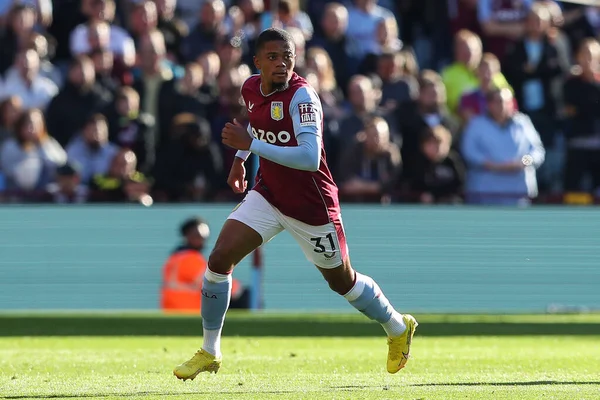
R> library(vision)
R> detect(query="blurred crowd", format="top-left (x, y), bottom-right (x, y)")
top-left (0, 0), bottom-right (599, 205)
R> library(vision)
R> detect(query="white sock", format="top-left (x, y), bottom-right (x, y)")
top-left (202, 327), bottom-right (222, 357)
top-left (381, 312), bottom-right (407, 337)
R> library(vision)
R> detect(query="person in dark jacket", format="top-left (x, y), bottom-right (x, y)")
top-left (152, 113), bottom-right (225, 202)
top-left (504, 4), bottom-right (565, 147)
top-left (402, 125), bottom-right (464, 204)
top-left (105, 86), bottom-right (156, 174)
top-left (45, 55), bottom-right (113, 146)
top-left (562, 38), bottom-right (600, 195)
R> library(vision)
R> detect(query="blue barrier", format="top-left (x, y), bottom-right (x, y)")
top-left (1, 204), bottom-right (599, 313)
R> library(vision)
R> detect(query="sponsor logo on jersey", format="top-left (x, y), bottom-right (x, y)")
top-left (298, 103), bottom-right (317, 127)
top-left (248, 102), bottom-right (254, 112)
top-left (271, 101), bottom-right (284, 121)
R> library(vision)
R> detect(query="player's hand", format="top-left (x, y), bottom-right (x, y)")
top-left (222, 118), bottom-right (253, 151)
top-left (228, 157), bottom-right (247, 194)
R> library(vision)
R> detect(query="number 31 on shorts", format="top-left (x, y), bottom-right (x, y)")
top-left (310, 233), bottom-right (337, 259)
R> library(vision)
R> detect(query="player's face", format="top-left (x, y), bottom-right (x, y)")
top-left (254, 40), bottom-right (296, 90)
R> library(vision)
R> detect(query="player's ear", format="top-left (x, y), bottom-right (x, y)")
top-left (253, 55), bottom-right (260, 71)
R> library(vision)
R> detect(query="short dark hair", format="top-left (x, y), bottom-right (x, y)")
top-left (180, 217), bottom-right (208, 237)
top-left (255, 28), bottom-right (294, 54)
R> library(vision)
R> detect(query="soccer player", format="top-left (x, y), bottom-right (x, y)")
top-left (173, 28), bottom-right (417, 380)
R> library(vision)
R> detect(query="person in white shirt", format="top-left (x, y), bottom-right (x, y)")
top-left (69, 0), bottom-right (135, 66)
top-left (346, 0), bottom-right (396, 60)
top-left (0, 48), bottom-right (58, 110)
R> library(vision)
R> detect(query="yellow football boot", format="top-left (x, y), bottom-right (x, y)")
top-left (386, 314), bottom-right (418, 374)
top-left (173, 349), bottom-right (222, 381)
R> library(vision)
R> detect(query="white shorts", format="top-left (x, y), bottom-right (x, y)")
top-left (228, 190), bottom-right (349, 269)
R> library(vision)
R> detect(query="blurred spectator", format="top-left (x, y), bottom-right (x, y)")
top-left (46, 0), bottom-right (87, 64)
top-left (216, 35), bottom-right (245, 76)
top-left (478, 0), bottom-right (532, 61)
top-left (338, 75), bottom-right (398, 147)
top-left (306, 47), bottom-right (344, 108)
top-left (238, 0), bottom-right (263, 42)
top-left (66, 113), bottom-right (118, 184)
top-left (376, 51), bottom-right (419, 113)
top-left (337, 116), bottom-right (401, 202)
top-left (305, 47), bottom-right (345, 164)
top-left (504, 3), bottom-right (565, 147)
top-left (0, 47), bottom-right (58, 110)
top-left (448, 0), bottom-right (481, 37)
top-left (459, 53), bottom-right (517, 123)
top-left (441, 29), bottom-right (510, 114)
top-left (0, 4), bottom-right (38, 76)
top-left (0, 108), bottom-right (66, 197)
top-left (41, 161), bottom-right (89, 203)
top-left (402, 125), bottom-right (464, 204)
top-left (260, 0), bottom-right (313, 41)
top-left (90, 47), bottom-right (131, 94)
top-left (132, 29), bottom-right (182, 144)
top-left (561, 4), bottom-right (600, 54)
top-left (562, 38), bottom-right (600, 196)
top-left (128, 0), bottom-right (158, 48)
top-left (461, 87), bottom-right (545, 205)
top-left (0, 0), bottom-right (52, 28)
top-left (175, 0), bottom-right (207, 30)
top-left (160, 216), bottom-right (249, 313)
top-left (69, 0), bottom-right (136, 67)
top-left (223, 5), bottom-right (245, 40)
top-left (161, 216), bottom-right (211, 313)
top-left (152, 113), bottom-right (224, 202)
top-left (45, 55), bottom-right (113, 146)
top-left (358, 15), bottom-right (402, 76)
top-left (0, 96), bottom-right (23, 145)
top-left (181, 0), bottom-right (227, 63)
top-left (346, 0), bottom-right (395, 60)
top-left (154, 0), bottom-right (188, 62)
top-left (105, 86), bottom-right (156, 174)
top-left (197, 51), bottom-right (221, 96)
top-left (286, 26), bottom-right (308, 76)
top-left (28, 32), bottom-right (63, 87)
top-left (158, 62), bottom-right (214, 149)
top-left (308, 2), bottom-right (360, 95)
top-left (395, 0), bottom-right (447, 71)
top-left (398, 70), bottom-right (459, 170)
top-left (89, 148), bottom-right (152, 203)
top-left (212, 64), bottom-right (251, 158)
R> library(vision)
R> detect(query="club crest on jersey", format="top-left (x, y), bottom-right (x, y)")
top-left (298, 102), bottom-right (317, 127)
top-left (271, 101), bottom-right (284, 121)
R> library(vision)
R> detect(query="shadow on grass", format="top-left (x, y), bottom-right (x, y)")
top-left (410, 381), bottom-right (600, 387)
top-left (1, 314), bottom-right (599, 337)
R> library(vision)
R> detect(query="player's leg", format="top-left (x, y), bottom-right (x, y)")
top-left (174, 191), bottom-right (283, 380)
top-left (200, 219), bottom-right (262, 358)
top-left (316, 257), bottom-right (417, 373)
top-left (282, 214), bottom-right (418, 374)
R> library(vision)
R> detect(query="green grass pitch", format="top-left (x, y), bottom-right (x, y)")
top-left (1, 312), bottom-right (599, 399)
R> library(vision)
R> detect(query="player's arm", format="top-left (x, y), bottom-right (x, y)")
top-left (248, 87), bottom-right (322, 172)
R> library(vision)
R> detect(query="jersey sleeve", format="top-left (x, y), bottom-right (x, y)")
top-left (289, 86), bottom-right (323, 138)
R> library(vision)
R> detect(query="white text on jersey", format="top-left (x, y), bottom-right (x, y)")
top-left (252, 127), bottom-right (291, 144)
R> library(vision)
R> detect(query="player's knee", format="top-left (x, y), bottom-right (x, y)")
top-left (324, 273), bottom-right (354, 295)
top-left (208, 247), bottom-right (235, 275)
top-left (326, 278), bottom-right (350, 295)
